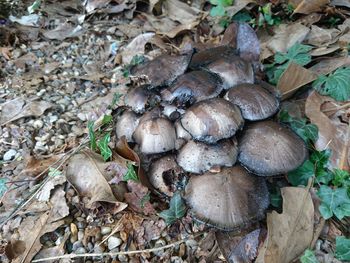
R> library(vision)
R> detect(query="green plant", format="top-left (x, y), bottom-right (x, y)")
top-left (312, 67), bottom-right (350, 101)
top-left (257, 4), bottom-right (281, 27)
top-left (318, 185), bottom-right (350, 220)
top-left (27, 0), bottom-right (41, 14)
top-left (97, 132), bottom-right (112, 161)
top-left (159, 192), bottom-right (187, 225)
top-left (265, 43), bottom-right (312, 85)
top-left (123, 163), bottom-right (139, 182)
top-left (301, 249), bottom-right (319, 263)
top-left (336, 236), bottom-right (350, 261)
top-left (232, 10), bottom-right (253, 23)
top-left (123, 55), bottom-right (145, 77)
top-left (209, 0), bottom-right (233, 17)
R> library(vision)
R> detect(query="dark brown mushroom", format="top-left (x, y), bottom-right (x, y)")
top-left (161, 70), bottom-right (223, 105)
top-left (148, 154), bottom-right (185, 196)
top-left (224, 84), bottom-right (279, 121)
top-left (130, 52), bottom-right (192, 88)
top-left (180, 98), bottom-right (244, 143)
top-left (177, 139), bottom-right (238, 174)
top-left (189, 46), bottom-right (238, 69)
top-left (184, 166), bottom-right (269, 230)
top-left (115, 110), bottom-right (140, 142)
top-left (238, 120), bottom-right (308, 176)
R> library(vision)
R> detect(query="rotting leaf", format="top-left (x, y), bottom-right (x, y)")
top-left (335, 236), bottom-right (350, 261)
top-left (159, 191), bottom-right (186, 225)
top-left (124, 181), bottom-right (155, 215)
top-left (293, 0), bottom-right (329, 14)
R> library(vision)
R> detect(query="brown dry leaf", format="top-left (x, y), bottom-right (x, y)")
top-left (36, 173), bottom-right (66, 202)
top-left (124, 181), bottom-right (156, 215)
top-left (85, 0), bottom-right (111, 13)
top-left (0, 47), bottom-right (12, 60)
top-left (260, 23), bottom-right (310, 60)
top-left (256, 187), bottom-right (314, 263)
top-left (277, 62), bottom-right (318, 99)
top-left (20, 154), bottom-right (63, 178)
top-left (163, 0), bottom-right (201, 24)
top-left (49, 187), bottom-right (70, 221)
top-left (293, 0), bottom-right (329, 14)
top-left (310, 56), bottom-right (350, 75)
top-left (33, 232), bottom-right (69, 262)
top-left (65, 149), bottom-right (128, 210)
top-left (42, 23), bottom-right (83, 40)
top-left (0, 98), bottom-right (53, 125)
top-left (226, 0), bottom-right (255, 17)
top-left (305, 25), bottom-right (340, 47)
top-left (305, 91), bottom-right (350, 170)
top-left (310, 44), bottom-right (340, 57)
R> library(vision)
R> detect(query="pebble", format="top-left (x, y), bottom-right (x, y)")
top-left (107, 236), bottom-right (122, 250)
top-left (78, 230), bottom-right (84, 241)
top-left (77, 113), bottom-right (86, 121)
top-left (3, 149), bottom-right (17, 161)
top-left (49, 115), bottom-right (58, 123)
top-left (72, 241), bottom-right (83, 251)
top-left (33, 119), bottom-right (44, 129)
top-left (75, 247), bottom-right (86, 254)
top-left (101, 226), bottom-right (111, 235)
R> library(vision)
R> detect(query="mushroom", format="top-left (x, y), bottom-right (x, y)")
top-left (224, 83), bottom-right (279, 121)
top-left (124, 85), bottom-right (152, 114)
top-left (177, 139), bottom-right (238, 174)
top-left (130, 52), bottom-right (193, 88)
top-left (161, 70), bottom-right (223, 106)
top-left (189, 46), bottom-right (238, 69)
top-left (184, 166), bottom-right (269, 230)
top-left (238, 120), bottom-right (308, 176)
top-left (180, 98), bottom-right (244, 143)
top-left (133, 116), bottom-right (176, 154)
top-left (162, 104), bottom-right (185, 121)
top-left (115, 110), bottom-right (140, 142)
top-left (148, 154), bottom-right (185, 196)
top-left (174, 120), bottom-right (192, 149)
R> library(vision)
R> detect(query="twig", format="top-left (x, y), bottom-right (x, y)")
top-left (32, 234), bottom-right (203, 262)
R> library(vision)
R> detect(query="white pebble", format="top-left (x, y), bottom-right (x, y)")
top-left (107, 236), bottom-right (122, 250)
top-left (33, 119), bottom-right (44, 129)
top-left (3, 149), bottom-right (17, 161)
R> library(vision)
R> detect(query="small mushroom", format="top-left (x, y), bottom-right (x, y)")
top-left (115, 110), bottom-right (140, 142)
top-left (224, 84), bottom-right (279, 121)
top-left (124, 85), bottom-right (151, 114)
top-left (189, 46), bottom-right (238, 69)
top-left (161, 70), bottom-right (223, 105)
top-left (180, 98), bottom-right (244, 143)
top-left (148, 155), bottom-right (185, 196)
top-left (238, 120), bottom-right (308, 176)
top-left (130, 52), bottom-right (192, 88)
top-left (184, 166), bottom-right (269, 230)
top-left (177, 139), bottom-right (238, 174)
top-left (133, 117), bottom-right (176, 154)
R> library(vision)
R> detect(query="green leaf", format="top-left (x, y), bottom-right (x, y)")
top-left (0, 178), bottom-right (8, 198)
top-left (123, 163), bottom-right (139, 182)
top-left (270, 192), bottom-right (282, 208)
top-left (300, 249), bottom-right (319, 263)
top-left (317, 185), bottom-right (350, 220)
top-left (288, 160), bottom-right (315, 186)
top-left (97, 133), bottom-right (112, 161)
top-left (232, 11), bottom-right (252, 23)
top-left (210, 5), bottom-right (226, 17)
top-left (219, 0), bottom-right (233, 7)
top-left (102, 115), bottom-right (113, 126)
top-left (88, 121), bottom-right (97, 151)
top-left (27, 0), bottom-right (41, 14)
top-left (332, 169), bottom-right (350, 188)
top-left (159, 192), bottom-right (186, 225)
top-left (335, 236), bottom-right (350, 261)
top-left (312, 67), bottom-right (350, 101)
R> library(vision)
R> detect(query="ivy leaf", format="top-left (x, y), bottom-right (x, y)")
top-left (332, 169), bottom-right (350, 188)
top-left (300, 249), bottom-right (319, 263)
top-left (123, 163), bottom-right (139, 182)
top-left (288, 160), bottom-right (314, 186)
top-left (317, 186), bottom-right (350, 220)
top-left (159, 192), bottom-right (186, 225)
top-left (210, 5), bottom-right (226, 17)
top-left (88, 121), bottom-right (97, 151)
top-left (312, 67), bottom-right (350, 101)
top-left (270, 192), bottom-right (282, 208)
top-left (97, 132), bottom-right (112, 161)
top-left (232, 11), bottom-right (252, 23)
top-left (335, 236), bottom-right (350, 261)
top-left (102, 115), bottom-right (112, 126)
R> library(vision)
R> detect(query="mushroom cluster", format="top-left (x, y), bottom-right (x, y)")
top-left (116, 45), bottom-right (307, 230)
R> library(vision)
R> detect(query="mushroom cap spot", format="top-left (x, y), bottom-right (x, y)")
top-left (115, 110), bottom-right (140, 142)
top-left (177, 139), bottom-right (238, 174)
top-left (124, 86), bottom-right (150, 114)
top-left (161, 70), bottom-right (223, 105)
top-left (224, 84), bottom-right (279, 121)
top-left (180, 98), bottom-right (244, 143)
top-left (130, 52), bottom-right (192, 88)
top-left (133, 117), bottom-right (176, 154)
top-left (184, 166), bottom-right (269, 230)
top-left (238, 120), bottom-right (308, 176)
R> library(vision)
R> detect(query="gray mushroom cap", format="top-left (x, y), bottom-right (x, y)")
top-left (124, 85), bottom-right (150, 114)
top-left (184, 166), bottom-right (269, 230)
top-left (238, 120), bottom-right (308, 176)
top-left (115, 110), bottom-right (140, 142)
top-left (180, 98), bottom-right (244, 143)
top-left (224, 83), bottom-right (280, 121)
top-left (133, 117), bottom-right (176, 154)
top-left (177, 139), bottom-right (238, 174)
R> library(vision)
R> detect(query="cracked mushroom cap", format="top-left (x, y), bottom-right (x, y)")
top-left (161, 70), bottom-right (223, 105)
top-left (177, 139), bottom-right (238, 174)
top-left (115, 110), bottom-right (140, 142)
top-left (133, 116), bottom-right (176, 154)
top-left (180, 98), bottom-right (244, 143)
top-left (184, 166), bottom-right (269, 230)
top-left (224, 83), bottom-right (279, 121)
top-left (238, 120), bottom-right (308, 176)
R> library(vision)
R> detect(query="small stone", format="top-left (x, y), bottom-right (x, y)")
top-left (49, 115), bottom-right (58, 123)
top-left (77, 113), bottom-right (86, 121)
top-left (108, 236), bottom-right (122, 250)
top-left (101, 226), bottom-right (111, 235)
top-left (78, 230), bottom-right (84, 241)
top-left (75, 247), bottom-right (86, 254)
top-left (3, 149), bottom-right (17, 161)
top-left (33, 119), bottom-right (44, 129)
top-left (72, 241), bottom-right (83, 251)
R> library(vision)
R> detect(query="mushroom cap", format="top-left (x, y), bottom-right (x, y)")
top-left (130, 52), bottom-right (192, 88)
top-left (124, 86), bottom-right (151, 114)
top-left (177, 139), bottom-right (238, 174)
top-left (161, 70), bottom-right (223, 105)
top-left (133, 117), bottom-right (176, 154)
top-left (224, 84), bottom-right (279, 121)
top-left (238, 120), bottom-right (308, 176)
top-left (189, 46), bottom-right (238, 69)
top-left (184, 166), bottom-right (269, 230)
top-left (180, 98), bottom-right (244, 143)
top-left (148, 155), bottom-right (184, 196)
top-left (115, 110), bottom-right (140, 142)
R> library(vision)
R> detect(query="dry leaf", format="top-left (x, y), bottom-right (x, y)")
top-left (65, 149), bottom-right (128, 210)
top-left (256, 187), bottom-right (314, 263)
top-left (305, 25), bottom-right (339, 47)
top-left (36, 173), bottom-right (66, 202)
top-left (163, 0), bottom-right (201, 24)
top-left (49, 187), bottom-right (70, 221)
top-left (42, 23), bottom-right (83, 40)
top-left (124, 181), bottom-right (156, 215)
top-left (293, 0), bottom-right (329, 14)
top-left (85, 0), bottom-right (111, 13)
top-left (305, 91), bottom-right (350, 170)
top-left (277, 62), bottom-right (318, 99)
top-left (310, 56), bottom-right (350, 75)
top-left (226, 0), bottom-right (255, 17)
top-left (331, 0), bottom-right (350, 8)
top-left (310, 45), bottom-right (340, 57)
top-left (20, 155), bottom-right (63, 178)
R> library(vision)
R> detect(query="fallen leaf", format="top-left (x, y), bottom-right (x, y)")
top-left (305, 91), bottom-right (350, 170)
top-left (124, 181), bottom-right (156, 215)
top-left (277, 62), bottom-right (318, 99)
top-left (49, 187), bottom-right (70, 221)
top-left (310, 44), bottom-right (340, 57)
top-left (163, 0), bottom-right (201, 24)
top-left (256, 187), bottom-right (314, 263)
top-left (310, 56), bottom-right (350, 75)
top-left (305, 25), bottom-right (339, 47)
top-left (85, 0), bottom-right (111, 13)
top-left (293, 0), bottom-right (329, 14)
top-left (229, 229), bottom-right (262, 262)
top-left (20, 155), bottom-right (63, 178)
top-left (0, 47), bottom-right (12, 60)
top-left (36, 173), bottom-right (66, 202)
top-left (331, 0), bottom-right (350, 8)
top-left (226, 0), bottom-right (254, 17)
top-left (42, 23), bottom-right (83, 40)
top-left (9, 14), bottom-right (41, 27)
